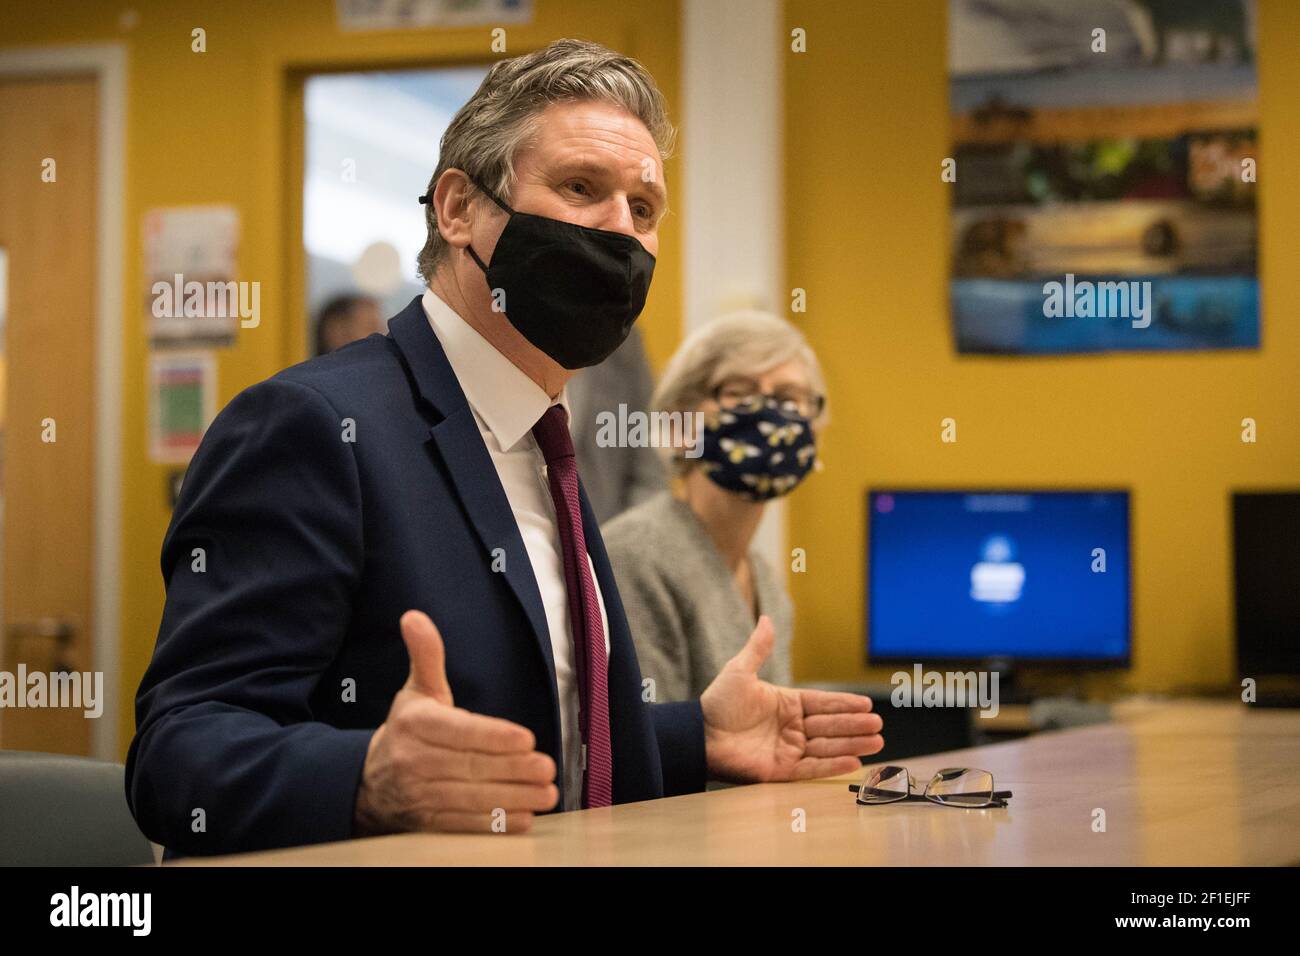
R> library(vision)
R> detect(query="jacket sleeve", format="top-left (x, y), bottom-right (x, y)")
top-left (650, 701), bottom-right (707, 797)
top-left (125, 376), bottom-right (373, 856)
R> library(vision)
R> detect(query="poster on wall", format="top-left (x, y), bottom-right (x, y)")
top-left (143, 205), bottom-right (241, 348)
top-left (948, 0), bottom-right (1259, 354)
top-left (149, 351), bottom-right (216, 465)
top-left (334, 0), bottom-right (532, 32)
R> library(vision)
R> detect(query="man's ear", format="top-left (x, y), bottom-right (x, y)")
top-left (430, 168), bottom-right (478, 251)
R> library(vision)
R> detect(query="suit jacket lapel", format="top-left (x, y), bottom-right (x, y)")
top-left (387, 297), bottom-right (559, 694)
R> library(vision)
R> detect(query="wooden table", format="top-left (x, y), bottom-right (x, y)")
top-left (178, 700), bottom-right (1300, 866)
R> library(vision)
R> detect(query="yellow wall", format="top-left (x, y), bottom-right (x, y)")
top-left (0, 0), bottom-right (684, 759)
top-left (784, 0), bottom-right (1300, 696)
top-left (7, 0), bottom-right (1297, 761)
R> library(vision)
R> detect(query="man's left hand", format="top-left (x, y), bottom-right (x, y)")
top-left (701, 616), bottom-right (884, 782)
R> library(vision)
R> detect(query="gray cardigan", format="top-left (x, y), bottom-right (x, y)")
top-left (603, 492), bottom-right (794, 703)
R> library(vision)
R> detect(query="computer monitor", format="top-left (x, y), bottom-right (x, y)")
top-left (866, 489), bottom-right (1131, 665)
top-left (1232, 491), bottom-right (1300, 684)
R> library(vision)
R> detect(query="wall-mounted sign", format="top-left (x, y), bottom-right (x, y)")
top-left (149, 351), bottom-right (216, 464)
top-left (143, 205), bottom-right (241, 348)
top-left (334, 0), bottom-right (531, 32)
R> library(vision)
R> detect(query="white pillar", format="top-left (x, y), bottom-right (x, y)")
top-left (681, 0), bottom-right (788, 582)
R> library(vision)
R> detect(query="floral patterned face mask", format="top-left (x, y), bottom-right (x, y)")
top-left (698, 397), bottom-right (818, 502)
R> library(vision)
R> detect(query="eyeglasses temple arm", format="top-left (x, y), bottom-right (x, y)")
top-left (850, 784), bottom-right (1014, 800)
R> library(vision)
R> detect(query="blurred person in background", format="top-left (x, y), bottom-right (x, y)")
top-left (568, 326), bottom-right (666, 524)
top-left (313, 292), bottom-right (385, 355)
top-left (605, 311), bottom-right (828, 703)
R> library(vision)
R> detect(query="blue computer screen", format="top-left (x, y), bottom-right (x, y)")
top-left (867, 491), bottom-right (1130, 661)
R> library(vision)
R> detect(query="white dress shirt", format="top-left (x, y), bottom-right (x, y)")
top-left (421, 289), bottom-right (610, 811)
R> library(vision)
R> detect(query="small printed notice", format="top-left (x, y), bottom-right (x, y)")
top-left (149, 351), bottom-right (216, 464)
top-left (143, 206), bottom-right (241, 348)
top-left (334, 0), bottom-right (531, 31)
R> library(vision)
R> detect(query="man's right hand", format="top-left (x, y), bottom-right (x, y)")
top-left (353, 610), bottom-right (559, 835)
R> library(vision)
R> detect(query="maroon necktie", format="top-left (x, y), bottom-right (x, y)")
top-left (531, 404), bottom-right (613, 809)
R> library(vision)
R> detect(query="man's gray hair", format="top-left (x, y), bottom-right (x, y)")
top-left (417, 38), bottom-right (675, 281)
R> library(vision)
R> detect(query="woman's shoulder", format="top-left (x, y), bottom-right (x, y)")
top-left (604, 492), bottom-right (679, 542)
top-left (603, 493), bottom-right (697, 572)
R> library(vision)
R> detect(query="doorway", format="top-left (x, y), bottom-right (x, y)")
top-left (0, 45), bottom-right (125, 759)
top-left (300, 66), bottom-right (488, 357)
top-left (0, 74), bottom-right (98, 754)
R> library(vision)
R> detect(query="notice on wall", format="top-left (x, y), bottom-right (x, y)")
top-left (143, 205), bottom-right (240, 348)
top-left (334, 0), bottom-right (531, 32)
top-left (149, 351), bottom-right (216, 464)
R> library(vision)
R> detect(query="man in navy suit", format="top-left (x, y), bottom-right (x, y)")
top-left (126, 38), bottom-right (883, 857)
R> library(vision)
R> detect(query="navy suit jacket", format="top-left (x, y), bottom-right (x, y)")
top-left (125, 296), bottom-right (707, 857)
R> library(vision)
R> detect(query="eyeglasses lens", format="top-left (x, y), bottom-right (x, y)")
top-left (926, 768), bottom-right (998, 807)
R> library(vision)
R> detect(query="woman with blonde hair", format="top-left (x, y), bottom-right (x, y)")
top-left (604, 311), bottom-right (828, 703)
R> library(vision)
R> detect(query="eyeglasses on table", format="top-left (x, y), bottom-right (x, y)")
top-left (849, 765), bottom-right (1013, 809)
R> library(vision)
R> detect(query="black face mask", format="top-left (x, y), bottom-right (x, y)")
top-left (421, 178), bottom-right (656, 369)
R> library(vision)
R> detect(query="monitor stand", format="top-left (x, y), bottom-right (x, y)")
top-left (983, 657), bottom-right (1035, 706)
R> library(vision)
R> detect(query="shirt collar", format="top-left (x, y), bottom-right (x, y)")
top-left (420, 288), bottom-right (570, 451)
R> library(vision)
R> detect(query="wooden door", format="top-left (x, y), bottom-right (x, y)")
top-left (0, 75), bottom-right (98, 755)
